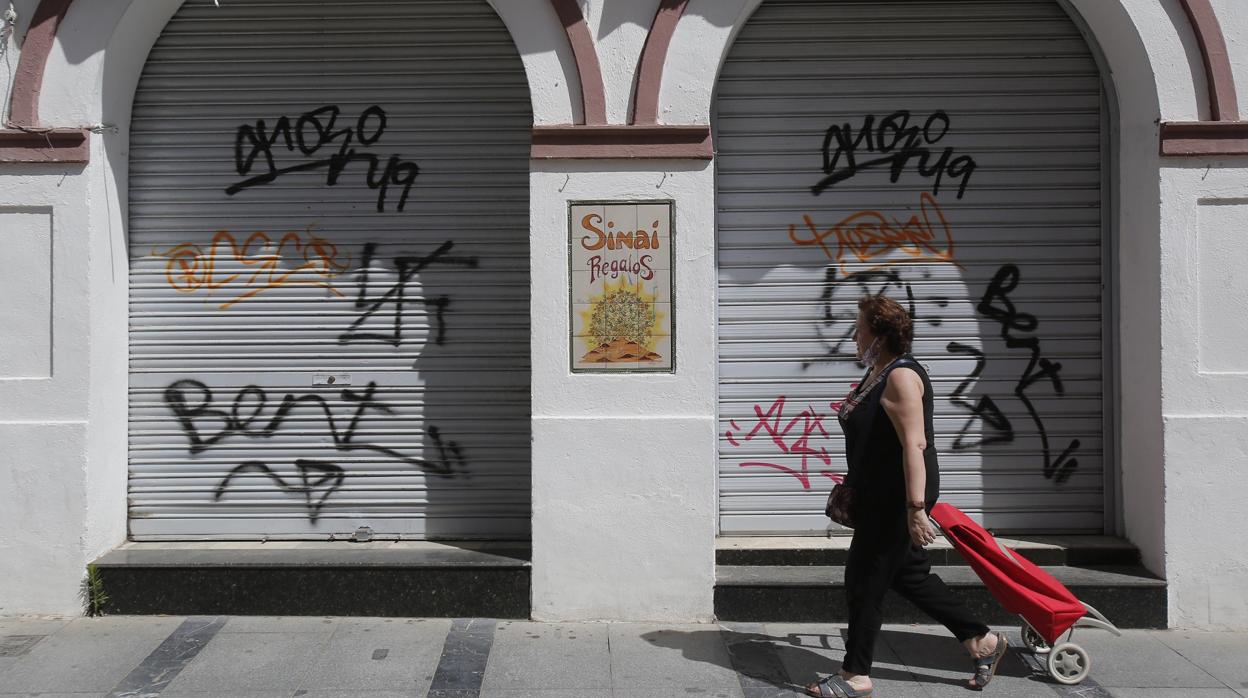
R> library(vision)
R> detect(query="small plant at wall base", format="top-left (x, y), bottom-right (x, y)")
top-left (81, 564), bottom-right (108, 617)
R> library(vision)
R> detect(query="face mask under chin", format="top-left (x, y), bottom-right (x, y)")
top-left (858, 337), bottom-right (880, 368)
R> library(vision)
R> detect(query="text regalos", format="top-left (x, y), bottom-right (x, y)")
top-left (581, 214), bottom-right (660, 284)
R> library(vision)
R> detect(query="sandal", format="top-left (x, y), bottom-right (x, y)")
top-left (805, 674), bottom-right (873, 698)
top-left (968, 632), bottom-right (1009, 691)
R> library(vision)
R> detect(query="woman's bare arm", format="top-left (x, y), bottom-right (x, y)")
top-left (881, 366), bottom-right (937, 545)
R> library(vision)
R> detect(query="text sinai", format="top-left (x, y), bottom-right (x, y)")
top-left (580, 214), bottom-right (662, 250)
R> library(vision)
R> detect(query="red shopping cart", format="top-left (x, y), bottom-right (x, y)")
top-left (929, 502), bottom-right (1122, 685)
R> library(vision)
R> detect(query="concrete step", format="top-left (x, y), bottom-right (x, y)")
top-left (91, 541), bottom-right (531, 617)
top-left (715, 563), bottom-right (1167, 627)
top-left (716, 535), bottom-right (1142, 567)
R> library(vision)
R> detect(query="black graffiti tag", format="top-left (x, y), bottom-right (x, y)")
top-left (214, 460), bottom-right (345, 523)
top-left (338, 241), bottom-right (479, 349)
top-left (801, 266), bottom-right (947, 370)
top-left (164, 380), bottom-right (467, 475)
top-left (946, 341), bottom-right (1015, 450)
top-left (813, 110), bottom-right (977, 199)
top-left (227, 105), bottom-right (419, 212)
top-left (976, 264), bottom-right (1080, 484)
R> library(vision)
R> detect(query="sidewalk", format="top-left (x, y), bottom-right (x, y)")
top-left (1, 616), bottom-right (1245, 697)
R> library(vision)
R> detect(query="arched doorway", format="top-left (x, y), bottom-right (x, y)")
top-left (126, 0), bottom-right (532, 540)
top-left (715, 0), bottom-right (1109, 535)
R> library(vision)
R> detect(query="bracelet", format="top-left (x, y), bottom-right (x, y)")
top-left (906, 500), bottom-right (926, 511)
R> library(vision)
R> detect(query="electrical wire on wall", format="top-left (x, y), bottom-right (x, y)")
top-left (1, 3), bottom-right (16, 126)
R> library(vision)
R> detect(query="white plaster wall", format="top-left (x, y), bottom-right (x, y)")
top-left (582, 0), bottom-right (659, 123)
top-left (658, 0), bottom-right (756, 126)
top-left (0, 160), bottom-right (97, 616)
top-left (529, 161), bottom-right (718, 620)
top-left (1159, 161), bottom-right (1248, 628)
top-left (1164, 416), bottom-right (1248, 629)
top-left (0, 0), bottom-right (152, 615)
top-left (490, 0), bottom-right (579, 125)
top-left (1131, 0), bottom-right (1210, 122)
top-left (0, 423), bottom-right (88, 615)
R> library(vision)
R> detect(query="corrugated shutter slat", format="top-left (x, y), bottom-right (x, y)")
top-left (128, 0), bottom-right (531, 540)
top-left (715, 0), bottom-right (1105, 535)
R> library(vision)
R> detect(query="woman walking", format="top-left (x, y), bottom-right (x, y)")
top-left (806, 296), bottom-right (1008, 698)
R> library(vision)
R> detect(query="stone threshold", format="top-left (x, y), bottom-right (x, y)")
top-left (94, 540), bottom-right (531, 569)
top-left (716, 535), bottom-right (1140, 567)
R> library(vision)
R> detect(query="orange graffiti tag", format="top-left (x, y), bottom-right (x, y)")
top-left (788, 191), bottom-right (961, 275)
top-left (155, 230), bottom-right (350, 309)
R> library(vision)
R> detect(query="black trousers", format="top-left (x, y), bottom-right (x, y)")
top-left (842, 509), bottom-right (990, 675)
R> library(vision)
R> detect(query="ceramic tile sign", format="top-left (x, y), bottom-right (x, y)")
top-left (570, 200), bottom-right (675, 373)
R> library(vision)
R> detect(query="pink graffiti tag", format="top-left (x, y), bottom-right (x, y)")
top-left (725, 396), bottom-right (845, 489)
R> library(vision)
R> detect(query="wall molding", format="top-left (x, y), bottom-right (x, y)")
top-left (0, 128), bottom-right (89, 162)
top-left (1159, 122), bottom-right (1248, 156)
top-left (531, 124), bottom-right (711, 159)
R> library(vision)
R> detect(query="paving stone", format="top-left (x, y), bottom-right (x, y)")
top-left (480, 690), bottom-right (613, 698)
top-left (880, 624), bottom-right (1059, 698)
top-left (758, 623), bottom-right (924, 698)
top-left (0, 617), bottom-right (74, 636)
top-left (1150, 630), bottom-right (1248, 693)
top-left (294, 692), bottom-right (424, 698)
top-left (613, 690), bottom-right (744, 698)
top-left (427, 618), bottom-right (496, 693)
top-left (480, 621), bottom-right (610, 691)
top-left (216, 616), bottom-right (341, 634)
top-left (294, 617), bottom-right (450, 693)
top-left (1107, 690), bottom-right (1242, 697)
top-left (159, 691), bottom-right (295, 698)
top-left (160, 630), bottom-right (333, 693)
top-left (609, 624), bottom-right (743, 692)
top-left (0, 616), bottom-right (184, 694)
top-left (1044, 629), bottom-right (1225, 689)
top-left (0, 633), bottom-right (49, 676)
top-left (719, 623), bottom-right (806, 697)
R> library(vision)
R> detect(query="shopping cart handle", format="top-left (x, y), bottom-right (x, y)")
top-left (1076, 601), bottom-right (1123, 636)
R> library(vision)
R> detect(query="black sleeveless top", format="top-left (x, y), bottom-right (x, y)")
top-left (836, 355), bottom-right (939, 513)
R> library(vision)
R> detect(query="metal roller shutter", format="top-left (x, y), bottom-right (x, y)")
top-left (716, 0), bottom-right (1106, 535)
top-left (127, 0), bottom-right (531, 540)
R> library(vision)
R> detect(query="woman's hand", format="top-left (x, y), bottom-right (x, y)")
top-left (909, 508), bottom-right (937, 547)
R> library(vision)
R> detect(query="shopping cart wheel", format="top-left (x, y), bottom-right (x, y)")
top-left (1021, 624), bottom-right (1051, 654)
top-left (1047, 642), bottom-right (1091, 685)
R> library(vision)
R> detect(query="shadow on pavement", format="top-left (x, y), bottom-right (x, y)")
top-left (640, 626), bottom-right (1046, 694)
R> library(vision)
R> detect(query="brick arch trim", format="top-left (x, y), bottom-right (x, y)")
top-left (0, 0), bottom-right (86, 162)
top-left (632, 0), bottom-right (689, 125)
top-left (1160, 0), bottom-right (1248, 155)
top-left (1179, 0), bottom-right (1238, 122)
top-left (548, 0), bottom-right (607, 125)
